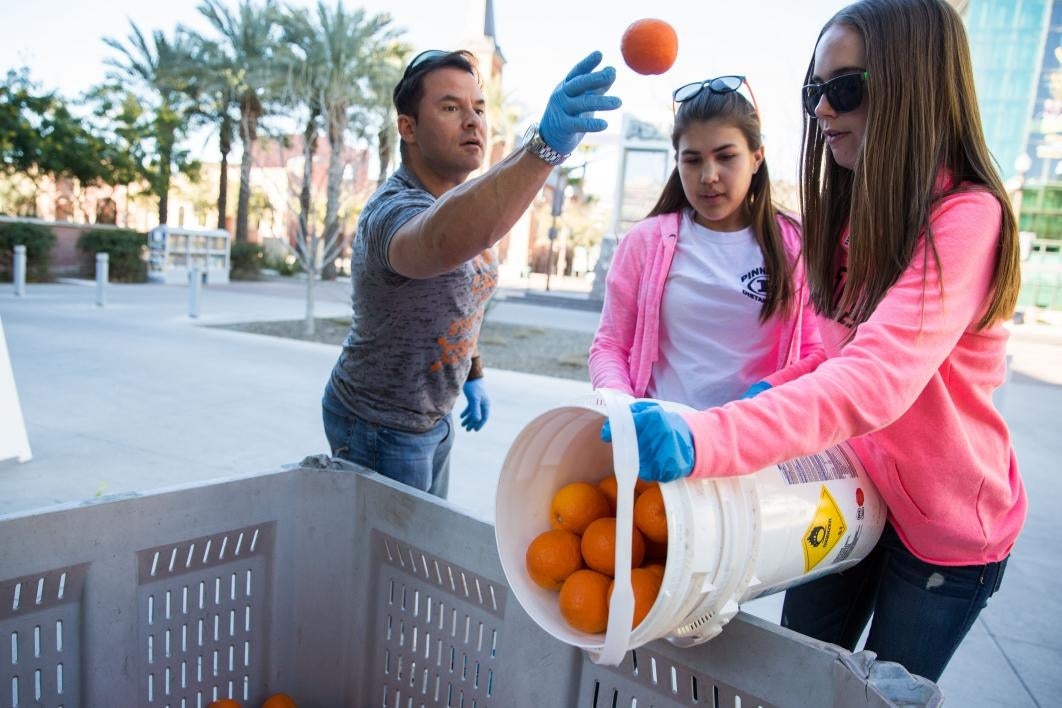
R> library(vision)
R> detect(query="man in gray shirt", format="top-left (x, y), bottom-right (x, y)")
top-left (322, 48), bottom-right (621, 497)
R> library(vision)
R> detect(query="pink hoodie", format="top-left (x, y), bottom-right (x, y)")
top-left (589, 211), bottom-right (821, 397)
top-left (682, 188), bottom-right (1026, 566)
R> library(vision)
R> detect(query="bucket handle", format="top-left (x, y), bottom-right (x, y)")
top-left (591, 388), bottom-right (638, 666)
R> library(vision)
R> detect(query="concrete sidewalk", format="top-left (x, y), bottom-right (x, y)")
top-left (1, 277), bottom-right (1059, 706)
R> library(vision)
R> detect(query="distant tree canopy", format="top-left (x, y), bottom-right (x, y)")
top-left (2, 1), bottom-right (510, 239)
top-left (1, 69), bottom-right (117, 187)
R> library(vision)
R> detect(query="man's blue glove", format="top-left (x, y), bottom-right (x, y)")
top-left (539, 51), bottom-right (622, 156)
top-left (600, 401), bottom-right (695, 482)
top-left (460, 379), bottom-right (489, 432)
top-left (740, 381), bottom-right (772, 399)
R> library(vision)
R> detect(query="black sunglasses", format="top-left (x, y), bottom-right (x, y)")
top-left (673, 75), bottom-right (744, 103)
top-left (801, 71), bottom-right (869, 116)
top-left (672, 75), bottom-right (759, 116)
top-left (402, 49), bottom-right (448, 79)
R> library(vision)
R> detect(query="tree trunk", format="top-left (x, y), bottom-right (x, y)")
top-left (216, 115), bottom-right (232, 231)
top-left (300, 115), bottom-right (318, 336)
top-left (322, 104), bottom-right (345, 281)
top-left (303, 240), bottom-right (317, 336)
top-left (157, 128), bottom-right (174, 226)
top-left (235, 96), bottom-right (260, 243)
top-left (376, 124), bottom-right (392, 185)
top-left (300, 113), bottom-right (318, 231)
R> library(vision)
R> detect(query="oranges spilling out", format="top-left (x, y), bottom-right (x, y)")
top-left (620, 18), bottom-right (679, 76)
top-left (526, 473), bottom-right (669, 634)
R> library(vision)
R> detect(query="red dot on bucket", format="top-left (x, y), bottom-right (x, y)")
top-left (856, 488), bottom-right (865, 506)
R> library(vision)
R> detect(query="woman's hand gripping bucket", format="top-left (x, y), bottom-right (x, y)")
top-left (494, 387), bottom-right (652, 666)
top-left (593, 388), bottom-right (640, 665)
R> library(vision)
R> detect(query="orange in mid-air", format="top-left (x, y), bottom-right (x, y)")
top-left (526, 528), bottom-right (585, 590)
top-left (621, 18), bottom-right (679, 75)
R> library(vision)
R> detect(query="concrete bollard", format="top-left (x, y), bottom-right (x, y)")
top-left (95, 252), bottom-right (109, 307)
top-left (188, 267), bottom-right (202, 318)
top-left (13, 244), bottom-right (27, 297)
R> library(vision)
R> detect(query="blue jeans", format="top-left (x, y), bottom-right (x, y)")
top-left (321, 383), bottom-right (453, 498)
top-left (781, 523), bottom-right (1008, 682)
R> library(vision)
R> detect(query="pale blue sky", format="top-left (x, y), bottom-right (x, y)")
top-left (0, 0), bottom-right (852, 182)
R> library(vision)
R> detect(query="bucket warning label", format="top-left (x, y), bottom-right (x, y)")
top-left (802, 485), bottom-right (848, 572)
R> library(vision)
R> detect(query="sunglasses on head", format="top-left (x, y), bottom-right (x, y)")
top-left (402, 49), bottom-right (448, 79)
top-left (672, 75), bottom-right (759, 115)
top-left (801, 71), bottom-right (869, 116)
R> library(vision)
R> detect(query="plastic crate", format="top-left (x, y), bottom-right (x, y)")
top-left (0, 459), bottom-right (942, 708)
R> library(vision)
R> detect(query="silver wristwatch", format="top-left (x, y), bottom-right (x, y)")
top-left (522, 123), bottom-right (569, 166)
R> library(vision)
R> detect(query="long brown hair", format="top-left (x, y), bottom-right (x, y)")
top-left (801, 0), bottom-right (1020, 330)
top-left (649, 89), bottom-right (796, 322)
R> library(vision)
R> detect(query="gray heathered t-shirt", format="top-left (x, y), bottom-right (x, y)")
top-left (329, 166), bottom-right (498, 433)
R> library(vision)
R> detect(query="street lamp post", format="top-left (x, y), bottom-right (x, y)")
top-left (543, 163), bottom-right (587, 292)
top-left (545, 168), bottom-right (565, 293)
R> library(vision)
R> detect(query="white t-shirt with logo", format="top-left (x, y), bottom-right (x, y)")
top-left (646, 210), bottom-right (775, 409)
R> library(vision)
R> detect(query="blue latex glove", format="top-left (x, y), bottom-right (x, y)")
top-left (740, 381), bottom-right (772, 399)
top-left (600, 401), bottom-right (695, 482)
top-left (539, 51), bottom-right (622, 156)
top-left (460, 378), bottom-right (489, 432)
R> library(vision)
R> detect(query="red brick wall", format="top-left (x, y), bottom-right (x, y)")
top-left (0, 217), bottom-right (139, 277)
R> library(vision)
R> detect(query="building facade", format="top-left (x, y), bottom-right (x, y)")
top-left (966, 0), bottom-right (1062, 242)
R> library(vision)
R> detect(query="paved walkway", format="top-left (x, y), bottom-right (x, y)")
top-left (1, 277), bottom-right (1059, 706)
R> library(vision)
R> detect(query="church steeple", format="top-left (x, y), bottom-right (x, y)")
top-left (463, 0), bottom-right (505, 74)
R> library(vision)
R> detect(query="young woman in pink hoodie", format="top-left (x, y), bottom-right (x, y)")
top-left (589, 79), bottom-right (820, 409)
top-left (602, 0), bottom-right (1025, 682)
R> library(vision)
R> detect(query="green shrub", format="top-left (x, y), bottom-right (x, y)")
top-left (76, 229), bottom-right (147, 283)
top-left (264, 251), bottom-right (299, 276)
top-left (0, 221), bottom-right (56, 282)
top-left (230, 242), bottom-right (264, 280)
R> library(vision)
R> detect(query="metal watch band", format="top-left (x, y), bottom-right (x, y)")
top-left (524, 123), bottom-right (569, 166)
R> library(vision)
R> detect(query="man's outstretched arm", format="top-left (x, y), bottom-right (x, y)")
top-left (388, 51), bottom-right (621, 279)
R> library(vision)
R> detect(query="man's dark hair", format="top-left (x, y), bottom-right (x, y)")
top-left (392, 50), bottom-right (480, 119)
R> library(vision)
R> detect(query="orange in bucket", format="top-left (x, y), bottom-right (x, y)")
top-left (526, 529), bottom-right (585, 591)
top-left (550, 482), bottom-right (611, 535)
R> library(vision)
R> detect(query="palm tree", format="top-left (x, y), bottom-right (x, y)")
top-left (360, 41), bottom-right (409, 185)
top-left (483, 79), bottom-right (521, 168)
top-left (196, 0), bottom-right (284, 242)
top-left (272, 2), bottom-right (404, 326)
top-left (299, 3), bottom-right (402, 275)
top-left (176, 30), bottom-right (240, 231)
top-left (103, 22), bottom-right (196, 225)
top-left (274, 6), bottom-right (324, 234)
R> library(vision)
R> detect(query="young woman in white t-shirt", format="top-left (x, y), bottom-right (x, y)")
top-left (590, 77), bottom-right (820, 408)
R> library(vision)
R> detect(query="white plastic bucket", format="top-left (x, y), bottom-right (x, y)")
top-left (494, 389), bottom-right (886, 666)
